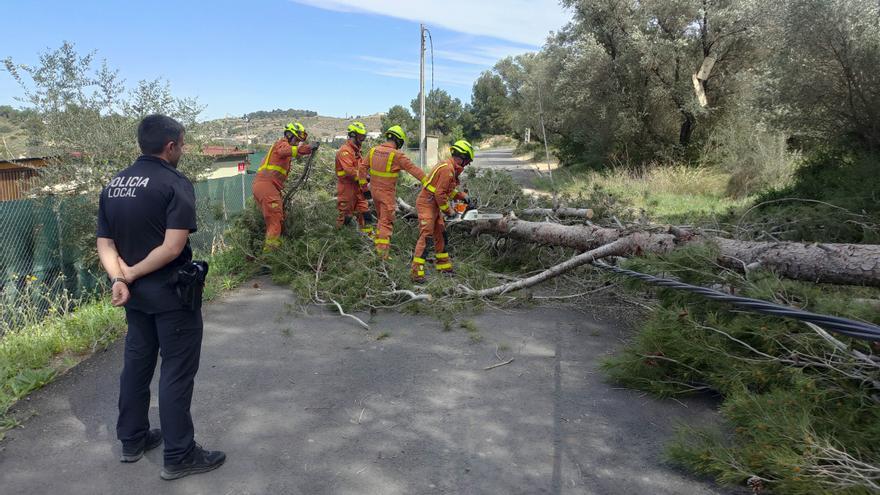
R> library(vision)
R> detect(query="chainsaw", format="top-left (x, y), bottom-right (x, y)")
top-left (446, 208), bottom-right (503, 224)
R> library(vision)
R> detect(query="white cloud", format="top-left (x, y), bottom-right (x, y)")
top-left (291, 0), bottom-right (570, 46)
top-left (433, 45), bottom-right (536, 66)
top-left (356, 56), bottom-right (477, 86)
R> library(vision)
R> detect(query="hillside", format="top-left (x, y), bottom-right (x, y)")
top-left (203, 112), bottom-right (384, 146)
top-left (0, 110), bottom-right (386, 157)
top-left (0, 115), bottom-right (31, 159)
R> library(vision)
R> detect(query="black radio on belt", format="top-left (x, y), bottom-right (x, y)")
top-left (170, 260), bottom-right (209, 310)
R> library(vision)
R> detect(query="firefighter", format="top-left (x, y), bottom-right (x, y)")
top-left (335, 121), bottom-right (374, 236)
top-left (366, 125), bottom-right (426, 258)
top-left (251, 122), bottom-right (316, 251)
top-left (411, 140), bottom-right (474, 282)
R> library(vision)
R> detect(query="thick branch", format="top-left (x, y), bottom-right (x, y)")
top-left (460, 233), bottom-right (675, 298)
top-left (472, 216), bottom-right (880, 287)
top-left (397, 197), bottom-right (416, 217)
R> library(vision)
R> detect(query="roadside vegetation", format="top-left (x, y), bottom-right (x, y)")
top-left (446, 0), bottom-right (880, 492)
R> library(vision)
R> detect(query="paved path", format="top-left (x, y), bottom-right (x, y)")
top-left (472, 147), bottom-right (555, 191)
top-left (0, 277), bottom-right (738, 494)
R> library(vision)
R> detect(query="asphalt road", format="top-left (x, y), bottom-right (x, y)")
top-left (0, 275), bottom-right (739, 495)
top-left (471, 147), bottom-right (550, 191)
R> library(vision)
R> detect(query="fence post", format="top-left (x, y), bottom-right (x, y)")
top-left (240, 172), bottom-right (246, 210)
top-left (54, 199), bottom-right (64, 267)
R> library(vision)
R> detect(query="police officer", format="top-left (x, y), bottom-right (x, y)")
top-left (96, 114), bottom-right (225, 480)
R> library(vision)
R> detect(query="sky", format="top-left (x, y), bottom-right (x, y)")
top-left (0, 0), bottom-right (571, 120)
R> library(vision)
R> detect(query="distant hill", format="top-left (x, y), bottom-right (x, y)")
top-left (203, 112), bottom-right (385, 146)
top-left (0, 106), bottom-right (41, 159)
top-left (244, 108), bottom-right (317, 120)
top-left (0, 107), bottom-right (387, 157)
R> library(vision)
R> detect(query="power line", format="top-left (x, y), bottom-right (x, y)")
top-left (425, 28), bottom-right (434, 94)
top-left (592, 261), bottom-right (880, 342)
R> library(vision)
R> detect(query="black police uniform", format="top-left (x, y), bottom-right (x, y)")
top-left (97, 155), bottom-right (202, 465)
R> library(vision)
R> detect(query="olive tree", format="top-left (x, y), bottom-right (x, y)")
top-left (3, 41), bottom-right (212, 267)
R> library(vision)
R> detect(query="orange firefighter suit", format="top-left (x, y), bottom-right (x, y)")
top-left (412, 158), bottom-right (467, 280)
top-left (366, 142), bottom-right (426, 257)
top-left (335, 140), bottom-right (372, 234)
top-left (252, 138), bottom-right (313, 250)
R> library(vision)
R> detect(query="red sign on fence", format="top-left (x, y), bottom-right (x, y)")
top-left (237, 162), bottom-right (247, 174)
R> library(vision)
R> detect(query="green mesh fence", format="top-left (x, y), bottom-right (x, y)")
top-left (191, 173), bottom-right (255, 252)
top-left (0, 172), bottom-right (255, 334)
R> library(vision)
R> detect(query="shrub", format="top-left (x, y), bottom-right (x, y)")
top-left (603, 247), bottom-right (880, 493)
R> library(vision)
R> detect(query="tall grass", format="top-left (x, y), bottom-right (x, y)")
top-left (0, 297), bottom-right (125, 438)
top-left (702, 114), bottom-right (801, 198)
top-left (535, 163), bottom-right (747, 224)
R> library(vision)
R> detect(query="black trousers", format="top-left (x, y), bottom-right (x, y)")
top-left (117, 307), bottom-right (203, 465)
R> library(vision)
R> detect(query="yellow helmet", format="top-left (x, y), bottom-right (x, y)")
top-left (284, 122), bottom-right (306, 139)
top-left (347, 121), bottom-right (367, 136)
top-left (384, 125), bottom-right (407, 144)
top-left (450, 139), bottom-right (474, 161)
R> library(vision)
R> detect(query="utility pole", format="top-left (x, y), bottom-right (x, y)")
top-left (419, 23), bottom-right (427, 168)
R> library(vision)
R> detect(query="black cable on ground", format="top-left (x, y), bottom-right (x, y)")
top-left (592, 260), bottom-right (880, 342)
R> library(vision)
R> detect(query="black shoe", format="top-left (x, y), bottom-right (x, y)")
top-left (120, 428), bottom-right (162, 463)
top-left (160, 444), bottom-right (226, 481)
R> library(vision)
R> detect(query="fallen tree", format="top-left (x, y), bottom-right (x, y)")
top-left (520, 207), bottom-right (594, 220)
top-left (467, 215), bottom-right (880, 288)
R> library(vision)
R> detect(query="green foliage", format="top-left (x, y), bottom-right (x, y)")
top-left (410, 88), bottom-right (464, 139)
top-left (473, 0), bottom-right (880, 171)
top-left (602, 247), bottom-right (880, 492)
top-left (771, 0), bottom-right (880, 149)
top-left (244, 108), bottom-right (317, 120)
top-left (470, 71), bottom-right (511, 137)
top-left (3, 41), bottom-right (213, 284)
top-left (200, 247), bottom-right (259, 301)
top-left (9, 368), bottom-right (56, 397)
top-left (739, 149), bottom-right (880, 243)
top-left (533, 163), bottom-right (745, 225)
top-left (702, 110), bottom-right (801, 198)
top-left (380, 104), bottom-right (417, 143)
top-left (0, 106), bottom-right (39, 123)
top-left (0, 300), bottom-right (125, 426)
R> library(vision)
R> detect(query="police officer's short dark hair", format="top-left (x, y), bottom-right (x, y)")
top-left (137, 114), bottom-right (185, 154)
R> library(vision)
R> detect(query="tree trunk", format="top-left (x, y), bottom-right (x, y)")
top-left (714, 238), bottom-right (880, 287)
top-left (470, 216), bottom-right (880, 287)
top-left (521, 207), bottom-right (594, 219)
top-left (679, 110), bottom-right (696, 147)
